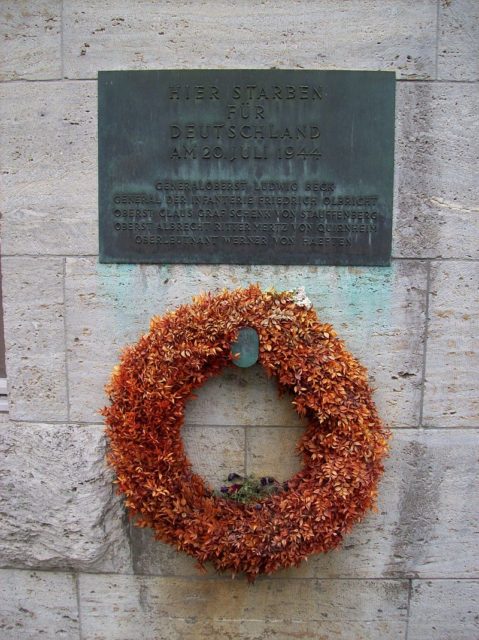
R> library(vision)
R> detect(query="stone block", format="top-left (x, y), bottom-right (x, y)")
top-left (185, 365), bottom-right (304, 428)
top-left (0, 569), bottom-right (79, 640)
top-left (246, 426), bottom-right (303, 481)
top-left (394, 82), bottom-right (479, 259)
top-left (130, 526), bottom-right (205, 578)
top-left (66, 258), bottom-right (426, 428)
top-left (408, 580), bottom-right (479, 640)
top-left (376, 429), bottom-right (479, 579)
top-left (0, 421), bottom-right (131, 572)
top-left (1, 257), bottom-right (67, 421)
top-left (423, 261), bottom-right (479, 426)
top-left (63, 0), bottom-right (435, 79)
top-left (438, 0), bottom-right (479, 81)
top-left (0, 81), bottom-right (97, 256)
top-left (183, 425), bottom-right (245, 488)
top-left (65, 258), bottom-right (201, 423)
top-left (0, 1), bottom-right (62, 80)
top-left (78, 573), bottom-right (408, 640)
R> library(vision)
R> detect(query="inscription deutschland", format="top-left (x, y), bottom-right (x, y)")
top-left (99, 70), bottom-right (395, 265)
top-left (168, 83), bottom-right (322, 163)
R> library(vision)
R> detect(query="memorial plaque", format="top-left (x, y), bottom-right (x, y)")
top-left (99, 70), bottom-right (395, 265)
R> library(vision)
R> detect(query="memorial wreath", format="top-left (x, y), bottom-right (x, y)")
top-left (102, 285), bottom-right (389, 580)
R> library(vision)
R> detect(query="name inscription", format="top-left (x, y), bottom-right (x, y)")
top-left (99, 70), bottom-right (395, 265)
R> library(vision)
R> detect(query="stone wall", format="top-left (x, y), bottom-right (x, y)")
top-left (0, 2), bottom-right (478, 639)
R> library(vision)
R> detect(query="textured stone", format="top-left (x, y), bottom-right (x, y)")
top-left (394, 82), bottom-right (479, 259)
top-left (81, 618), bottom-right (405, 640)
top-left (408, 580), bottom-right (479, 640)
top-left (377, 429), bottom-right (479, 579)
top-left (1, 257), bottom-right (67, 421)
top-left (63, 0), bottom-right (436, 80)
top-left (0, 570), bottom-right (79, 640)
top-left (0, 422), bottom-right (131, 572)
top-left (246, 426), bottom-right (303, 481)
top-left (183, 425), bottom-right (245, 488)
top-left (0, 1), bottom-right (62, 80)
top-left (0, 81), bottom-right (97, 256)
top-left (66, 259), bottom-right (426, 427)
top-left (438, 0), bottom-right (479, 81)
top-left (423, 261), bottom-right (479, 427)
top-left (130, 526), bottom-right (204, 577)
top-left (185, 365), bottom-right (304, 427)
top-left (65, 259), bottom-right (197, 423)
top-left (79, 574), bottom-right (408, 640)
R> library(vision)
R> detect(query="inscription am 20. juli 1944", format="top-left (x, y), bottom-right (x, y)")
top-left (99, 70), bottom-right (395, 266)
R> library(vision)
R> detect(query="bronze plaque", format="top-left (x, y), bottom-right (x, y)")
top-left (99, 70), bottom-right (395, 265)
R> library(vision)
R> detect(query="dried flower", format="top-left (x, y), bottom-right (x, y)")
top-left (291, 286), bottom-right (312, 309)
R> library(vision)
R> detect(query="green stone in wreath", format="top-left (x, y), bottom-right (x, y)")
top-left (231, 327), bottom-right (259, 368)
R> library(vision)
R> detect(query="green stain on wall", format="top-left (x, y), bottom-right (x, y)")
top-left (93, 261), bottom-right (394, 362)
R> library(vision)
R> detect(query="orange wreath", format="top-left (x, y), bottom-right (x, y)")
top-left (102, 285), bottom-right (389, 580)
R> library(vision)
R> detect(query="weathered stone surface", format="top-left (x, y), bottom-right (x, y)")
top-left (0, 82), bottom-right (97, 257)
top-left (394, 82), bottom-right (479, 259)
top-left (66, 259), bottom-right (426, 427)
top-left (377, 429), bottom-right (479, 579)
top-left (63, 0), bottom-right (435, 80)
top-left (246, 426), bottom-right (303, 481)
top-left (0, 422), bottom-right (131, 572)
top-left (185, 365), bottom-right (304, 427)
top-left (438, 0), bottom-right (479, 81)
top-left (82, 617), bottom-right (405, 640)
top-left (1, 257), bottom-right (67, 421)
top-left (79, 574), bottom-right (408, 640)
top-left (183, 426), bottom-right (245, 488)
top-left (408, 580), bottom-right (479, 640)
top-left (65, 259), bottom-right (194, 423)
top-left (130, 526), bottom-right (204, 577)
top-left (0, 1), bottom-right (62, 81)
top-left (0, 569), bottom-right (79, 639)
top-left (423, 261), bottom-right (479, 427)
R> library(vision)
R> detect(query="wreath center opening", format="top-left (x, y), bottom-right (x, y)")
top-left (183, 363), bottom-right (305, 502)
